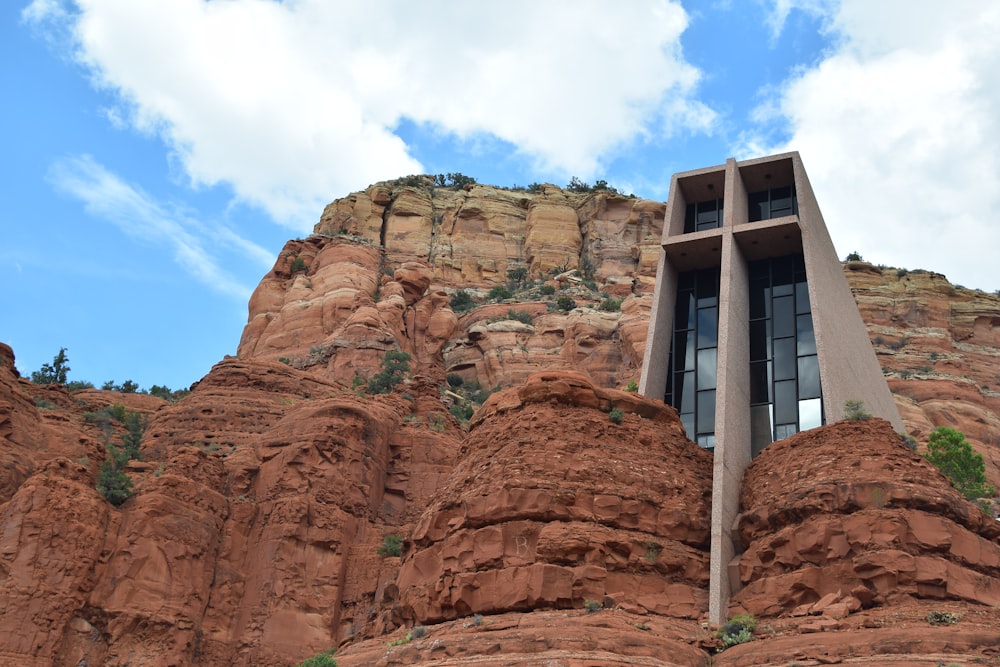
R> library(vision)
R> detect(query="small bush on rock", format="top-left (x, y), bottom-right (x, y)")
top-left (556, 296), bottom-right (576, 312)
top-left (584, 599), bottom-right (602, 613)
top-left (296, 649), bottom-right (337, 667)
top-left (923, 426), bottom-right (995, 500)
top-left (96, 460), bottom-right (132, 506)
top-left (368, 351), bottom-right (411, 395)
top-left (718, 613), bottom-right (756, 649)
top-left (449, 289), bottom-right (475, 313)
top-left (378, 534), bottom-right (403, 558)
top-left (925, 610), bottom-right (959, 626)
top-left (488, 286), bottom-right (513, 302)
top-left (608, 408), bottom-right (624, 424)
top-left (843, 399), bottom-right (872, 421)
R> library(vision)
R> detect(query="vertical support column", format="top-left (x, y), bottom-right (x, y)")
top-left (639, 252), bottom-right (677, 397)
top-left (792, 156), bottom-right (903, 431)
top-left (708, 159), bottom-right (752, 623)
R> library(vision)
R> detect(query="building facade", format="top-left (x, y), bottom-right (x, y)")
top-left (638, 152), bottom-right (902, 621)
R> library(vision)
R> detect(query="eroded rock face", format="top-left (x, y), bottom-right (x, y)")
top-left (3, 183), bottom-right (1000, 666)
top-left (733, 418), bottom-right (1000, 619)
top-left (396, 371), bottom-right (713, 624)
top-left (847, 264), bottom-right (1000, 490)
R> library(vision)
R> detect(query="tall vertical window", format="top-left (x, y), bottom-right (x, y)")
top-left (748, 254), bottom-right (822, 456)
top-left (747, 186), bottom-right (797, 222)
top-left (665, 268), bottom-right (720, 449)
top-left (684, 198), bottom-right (724, 233)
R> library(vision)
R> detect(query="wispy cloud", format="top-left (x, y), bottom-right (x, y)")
top-left (741, 0), bottom-right (1000, 291)
top-left (24, 0), bottom-right (715, 230)
top-left (48, 154), bottom-right (265, 299)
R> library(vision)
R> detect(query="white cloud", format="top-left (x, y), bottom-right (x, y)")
top-left (48, 154), bottom-right (268, 299)
top-left (24, 0), bottom-right (714, 231)
top-left (748, 0), bottom-right (1000, 291)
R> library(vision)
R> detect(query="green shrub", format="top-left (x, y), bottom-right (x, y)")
top-left (31, 348), bottom-right (70, 385)
top-left (845, 251), bottom-right (864, 262)
top-left (449, 402), bottom-right (474, 423)
top-left (429, 413), bottom-right (446, 431)
top-left (96, 460), bottom-right (132, 506)
top-left (609, 408), bottom-right (624, 425)
top-left (462, 381), bottom-right (494, 405)
top-left (717, 613), bottom-right (756, 649)
top-left (487, 285), bottom-right (513, 302)
top-left (925, 610), bottom-right (959, 626)
top-left (65, 380), bottom-right (95, 391)
top-left (843, 399), bottom-right (872, 421)
top-left (290, 257), bottom-right (307, 273)
top-left (507, 309), bottom-right (533, 324)
top-left (296, 649), bottom-right (337, 667)
top-left (598, 298), bottom-right (622, 312)
top-left (434, 172), bottom-right (476, 188)
top-left (923, 426), bottom-right (995, 500)
top-left (446, 373), bottom-right (464, 388)
top-left (539, 284), bottom-right (555, 295)
top-left (449, 289), bottom-right (475, 313)
top-left (411, 625), bottom-right (427, 639)
top-left (378, 534), bottom-right (403, 558)
top-left (556, 296), bottom-right (576, 312)
top-left (625, 380), bottom-right (639, 393)
top-left (720, 627), bottom-right (753, 648)
top-left (34, 397), bottom-right (57, 409)
top-left (368, 351), bottom-right (412, 395)
top-left (506, 267), bottom-right (528, 286)
top-left (583, 599), bottom-right (602, 613)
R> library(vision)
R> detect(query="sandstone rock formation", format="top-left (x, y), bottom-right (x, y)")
top-left (2, 180), bottom-right (999, 666)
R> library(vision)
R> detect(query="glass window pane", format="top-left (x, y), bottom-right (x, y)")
top-left (697, 348), bottom-right (717, 389)
top-left (697, 434), bottom-right (715, 449)
top-left (796, 315), bottom-right (817, 355)
top-left (749, 319), bottom-right (770, 361)
top-left (684, 203), bottom-right (696, 233)
top-left (676, 371), bottom-right (694, 413)
top-left (680, 413), bottom-right (695, 441)
top-left (697, 390), bottom-right (716, 433)
top-left (795, 281), bottom-right (811, 314)
top-left (749, 285), bottom-right (769, 319)
top-left (750, 361), bottom-right (771, 404)
top-left (673, 330), bottom-right (690, 371)
top-left (798, 355), bottom-right (821, 399)
top-left (770, 186), bottom-right (792, 216)
top-left (773, 296), bottom-right (794, 338)
top-left (773, 338), bottom-right (796, 380)
top-left (775, 423), bottom-right (798, 440)
top-left (697, 307), bottom-right (718, 348)
top-left (696, 270), bottom-right (718, 306)
top-left (772, 255), bottom-right (794, 286)
top-left (675, 291), bottom-right (695, 330)
top-left (748, 191), bottom-right (768, 222)
top-left (799, 398), bottom-right (823, 430)
top-left (677, 272), bottom-right (695, 290)
top-left (750, 404), bottom-right (774, 457)
top-left (775, 380), bottom-right (797, 424)
top-left (697, 200), bottom-right (719, 229)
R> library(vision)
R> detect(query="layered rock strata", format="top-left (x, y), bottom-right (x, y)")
top-left (733, 418), bottom-right (1000, 619)
top-left (394, 371), bottom-right (713, 624)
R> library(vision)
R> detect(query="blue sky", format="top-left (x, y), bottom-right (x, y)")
top-left (3, 1), bottom-right (999, 390)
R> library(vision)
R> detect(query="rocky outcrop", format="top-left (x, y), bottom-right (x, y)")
top-left (3, 182), bottom-right (1000, 666)
top-left (395, 372), bottom-right (712, 624)
top-left (846, 263), bottom-right (1000, 496)
top-left (733, 419), bottom-right (1000, 618)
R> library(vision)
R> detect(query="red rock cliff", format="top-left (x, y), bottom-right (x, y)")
top-left (1, 181), bottom-right (999, 666)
